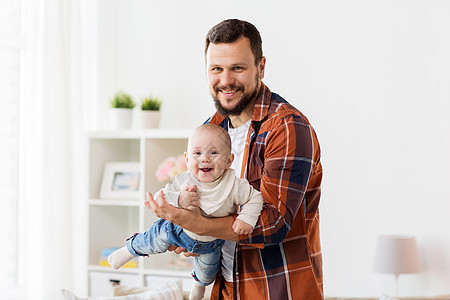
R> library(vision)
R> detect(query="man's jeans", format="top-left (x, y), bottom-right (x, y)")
top-left (126, 218), bottom-right (224, 286)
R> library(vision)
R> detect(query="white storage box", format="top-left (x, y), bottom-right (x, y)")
top-left (145, 275), bottom-right (193, 293)
top-left (89, 271), bottom-right (140, 296)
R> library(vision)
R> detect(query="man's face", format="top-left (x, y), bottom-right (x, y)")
top-left (206, 36), bottom-right (266, 116)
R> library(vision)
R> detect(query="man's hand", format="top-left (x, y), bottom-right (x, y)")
top-left (145, 190), bottom-right (239, 242)
top-left (178, 185), bottom-right (199, 209)
top-left (232, 219), bottom-right (254, 235)
top-left (167, 244), bottom-right (198, 257)
top-left (146, 191), bottom-right (201, 257)
top-left (145, 190), bottom-right (202, 228)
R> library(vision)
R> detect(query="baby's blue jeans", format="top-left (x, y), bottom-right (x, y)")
top-left (126, 218), bottom-right (224, 287)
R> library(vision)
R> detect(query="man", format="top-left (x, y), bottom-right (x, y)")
top-left (146, 19), bottom-right (323, 299)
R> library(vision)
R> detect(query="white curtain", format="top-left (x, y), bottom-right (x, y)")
top-left (20, 0), bottom-right (97, 299)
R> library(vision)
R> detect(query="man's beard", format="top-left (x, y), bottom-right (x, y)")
top-left (212, 75), bottom-right (260, 116)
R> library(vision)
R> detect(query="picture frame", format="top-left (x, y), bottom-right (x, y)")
top-left (100, 162), bottom-right (140, 199)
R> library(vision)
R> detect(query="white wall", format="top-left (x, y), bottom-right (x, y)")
top-left (95, 0), bottom-right (450, 297)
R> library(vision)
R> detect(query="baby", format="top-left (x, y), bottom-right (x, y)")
top-left (108, 123), bottom-right (263, 300)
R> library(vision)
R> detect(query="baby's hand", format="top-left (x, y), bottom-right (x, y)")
top-left (232, 219), bottom-right (254, 235)
top-left (178, 185), bottom-right (198, 209)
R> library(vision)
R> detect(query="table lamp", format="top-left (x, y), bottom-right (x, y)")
top-left (373, 235), bottom-right (421, 296)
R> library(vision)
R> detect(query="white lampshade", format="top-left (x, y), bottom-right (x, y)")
top-left (373, 235), bottom-right (421, 274)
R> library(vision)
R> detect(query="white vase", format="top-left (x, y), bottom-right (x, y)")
top-left (110, 108), bottom-right (133, 130)
top-left (140, 110), bottom-right (160, 129)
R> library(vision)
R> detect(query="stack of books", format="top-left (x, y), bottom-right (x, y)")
top-left (99, 247), bottom-right (138, 268)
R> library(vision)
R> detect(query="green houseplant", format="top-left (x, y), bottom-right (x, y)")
top-left (141, 97), bottom-right (162, 111)
top-left (110, 91), bottom-right (136, 109)
top-left (109, 91), bottom-right (135, 130)
top-left (140, 96), bottom-right (162, 128)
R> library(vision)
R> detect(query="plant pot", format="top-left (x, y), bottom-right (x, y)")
top-left (110, 108), bottom-right (133, 130)
top-left (140, 110), bottom-right (160, 129)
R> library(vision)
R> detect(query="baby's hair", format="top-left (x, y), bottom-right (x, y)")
top-left (194, 123), bottom-right (231, 153)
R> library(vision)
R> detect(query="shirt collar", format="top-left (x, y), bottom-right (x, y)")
top-left (251, 82), bottom-right (271, 122)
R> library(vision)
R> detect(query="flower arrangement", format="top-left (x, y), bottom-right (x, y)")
top-left (155, 154), bottom-right (187, 183)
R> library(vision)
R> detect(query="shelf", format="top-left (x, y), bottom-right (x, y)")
top-left (89, 199), bottom-right (142, 207)
top-left (86, 129), bottom-right (191, 296)
top-left (88, 265), bottom-right (139, 274)
top-left (87, 265), bottom-right (191, 278)
top-left (143, 269), bottom-right (191, 278)
top-left (87, 129), bottom-right (193, 139)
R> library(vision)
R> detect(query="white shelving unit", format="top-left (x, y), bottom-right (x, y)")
top-left (85, 129), bottom-right (193, 296)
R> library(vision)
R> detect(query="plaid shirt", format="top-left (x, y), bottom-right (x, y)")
top-left (208, 83), bottom-right (323, 300)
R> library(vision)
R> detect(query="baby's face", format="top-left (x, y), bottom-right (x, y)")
top-left (185, 128), bottom-right (232, 183)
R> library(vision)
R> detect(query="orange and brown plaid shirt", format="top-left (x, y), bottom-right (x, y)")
top-left (208, 83), bottom-right (323, 300)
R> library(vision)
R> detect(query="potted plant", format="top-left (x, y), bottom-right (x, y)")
top-left (109, 91), bottom-right (135, 129)
top-left (140, 96), bottom-right (162, 128)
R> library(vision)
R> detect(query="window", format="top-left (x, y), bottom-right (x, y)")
top-left (0, 0), bottom-right (22, 291)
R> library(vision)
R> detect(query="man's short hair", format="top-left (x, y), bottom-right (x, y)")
top-left (205, 19), bottom-right (263, 65)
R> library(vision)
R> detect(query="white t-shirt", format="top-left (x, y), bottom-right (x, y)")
top-left (221, 119), bottom-right (251, 282)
